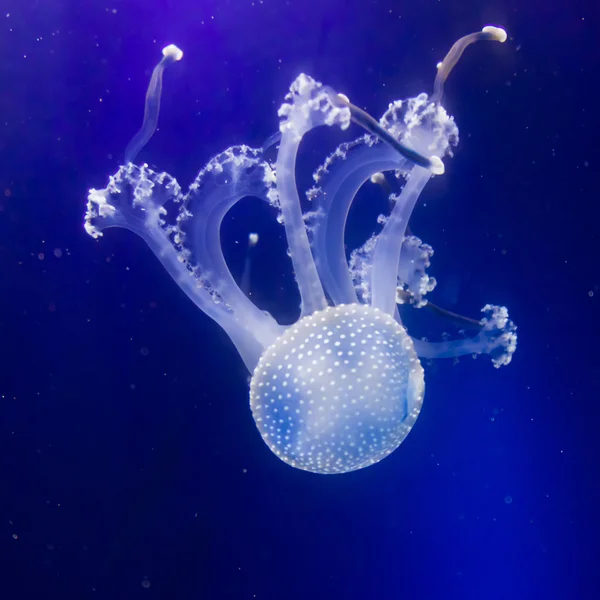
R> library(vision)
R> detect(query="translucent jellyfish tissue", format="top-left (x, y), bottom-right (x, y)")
top-left (85, 27), bottom-right (517, 474)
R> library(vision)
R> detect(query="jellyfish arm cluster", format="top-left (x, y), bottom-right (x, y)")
top-left (85, 26), bottom-right (517, 475)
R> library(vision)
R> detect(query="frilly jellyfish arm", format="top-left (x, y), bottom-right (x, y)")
top-left (409, 304), bottom-right (518, 368)
top-left (307, 139), bottom-right (413, 306)
top-left (84, 165), bottom-right (221, 329)
top-left (351, 231), bottom-right (437, 309)
top-left (276, 76), bottom-right (431, 313)
top-left (174, 145), bottom-right (285, 351)
top-left (276, 75), bottom-right (352, 317)
top-left (84, 157), bottom-right (283, 372)
top-left (306, 89), bottom-right (449, 308)
top-left (368, 26), bottom-right (506, 316)
top-left (370, 167), bottom-right (432, 314)
top-left (395, 235), bottom-right (437, 306)
top-left (85, 44), bottom-right (284, 372)
top-left (278, 76), bottom-right (449, 317)
top-left (369, 95), bottom-right (459, 316)
top-left (124, 44), bottom-right (183, 164)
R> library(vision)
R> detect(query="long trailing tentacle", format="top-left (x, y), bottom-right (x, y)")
top-left (86, 45), bottom-right (285, 372)
top-left (327, 91), bottom-right (445, 175)
top-left (124, 44), bottom-right (183, 164)
top-left (432, 26), bottom-right (507, 105)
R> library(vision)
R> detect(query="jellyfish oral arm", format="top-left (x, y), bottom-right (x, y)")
top-left (276, 132), bottom-right (328, 317)
top-left (371, 167), bottom-right (432, 315)
top-left (88, 44), bottom-right (285, 372)
top-left (308, 142), bottom-right (412, 306)
top-left (84, 163), bottom-right (280, 372)
top-left (276, 75), bottom-right (352, 317)
top-left (405, 302), bottom-right (517, 368)
top-left (178, 149), bottom-right (284, 350)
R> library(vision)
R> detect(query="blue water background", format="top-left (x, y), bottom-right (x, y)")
top-left (0, 0), bottom-right (598, 598)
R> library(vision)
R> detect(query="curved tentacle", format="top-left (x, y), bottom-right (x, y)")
top-left (307, 139), bottom-right (412, 306)
top-left (125, 44), bottom-right (183, 164)
top-left (432, 26), bottom-right (507, 105)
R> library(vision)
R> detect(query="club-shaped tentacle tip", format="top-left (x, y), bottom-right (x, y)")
top-left (482, 26), bottom-right (507, 43)
top-left (428, 156), bottom-right (445, 175)
top-left (162, 44), bottom-right (184, 61)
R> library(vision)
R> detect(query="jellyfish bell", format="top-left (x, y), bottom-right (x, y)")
top-left (85, 26), bottom-right (516, 474)
top-left (250, 304), bottom-right (424, 474)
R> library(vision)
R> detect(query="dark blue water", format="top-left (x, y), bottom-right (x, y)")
top-left (0, 0), bottom-right (598, 598)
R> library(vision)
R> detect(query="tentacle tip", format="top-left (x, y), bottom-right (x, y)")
top-left (162, 44), bottom-right (184, 61)
top-left (370, 172), bottom-right (385, 185)
top-left (429, 156), bottom-right (445, 175)
top-left (336, 93), bottom-right (351, 105)
top-left (482, 26), bottom-right (507, 43)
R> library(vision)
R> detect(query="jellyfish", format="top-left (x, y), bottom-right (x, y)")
top-left (85, 27), bottom-right (517, 475)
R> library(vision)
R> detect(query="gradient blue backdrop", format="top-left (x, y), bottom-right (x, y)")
top-left (0, 0), bottom-right (598, 598)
